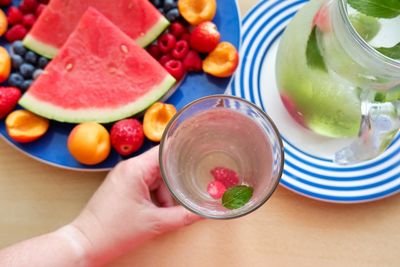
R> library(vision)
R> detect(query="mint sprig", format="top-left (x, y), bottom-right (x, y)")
top-left (376, 42), bottom-right (400, 59)
top-left (306, 28), bottom-right (327, 71)
top-left (222, 185), bottom-right (253, 210)
top-left (348, 0), bottom-right (400, 19)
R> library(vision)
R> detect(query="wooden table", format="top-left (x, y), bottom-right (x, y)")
top-left (1, 1), bottom-right (400, 266)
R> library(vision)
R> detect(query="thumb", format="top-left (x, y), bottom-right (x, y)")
top-left (154, 206), bottom-right (204, 233)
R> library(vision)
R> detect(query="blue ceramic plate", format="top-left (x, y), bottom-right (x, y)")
top-left (0, 0), bottom-right (241, 171)
top-left (228, 0), bottom-right (400, 203)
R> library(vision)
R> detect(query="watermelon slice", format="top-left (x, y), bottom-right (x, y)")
top-left (23, 0), bottom-right (169, 58)
top-left (19, 8), bottom-right (176, 123)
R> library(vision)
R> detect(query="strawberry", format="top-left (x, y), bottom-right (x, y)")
top-left (190, 21), bottom-right (220, 53)
top-left (158, 33), bottom-right (176, 53)
top-left (5, 24), bottom-right (28, 42)
top-left (0, 87), bottom-right (21, 119)
top-left (207, 180), bottom-right (226, 199)
top-left (171, 40), bottom-right (189, 60)
top-left (182, 50), bottom-right (202, 72)
top-left (7, 7), bottom-right (23, 25)
top-left (210, 167), bottom-right (239, 188)
top-left (110, 119), bottom-right (144, 156)
top-left (164, 59), bottom-right (185, 81)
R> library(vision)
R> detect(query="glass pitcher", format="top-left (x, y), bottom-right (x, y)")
top-left (276, 0), bottom-right (400, 164)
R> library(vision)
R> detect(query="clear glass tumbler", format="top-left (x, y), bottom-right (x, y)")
top-left (160, 95), bottom-right (284, 219)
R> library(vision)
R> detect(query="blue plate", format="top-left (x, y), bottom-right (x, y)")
top-left (0, 0), bottom-right (241, 171)
top-left (228, 0), bottom-right (400, 203)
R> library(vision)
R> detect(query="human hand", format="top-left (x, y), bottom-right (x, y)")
top-left (68, 146), bottom-right (202, 266)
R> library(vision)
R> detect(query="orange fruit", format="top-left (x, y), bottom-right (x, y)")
top-left (203, 42), bottom-right (239, 78)
top-left (0, 46), bottom-right (11, 83)
top-left (67, 122), bottom-right (111, 165)
top-left (0, 10), bottom-right (8, 37)
top-left (6, 110), bottom-right (49, 143)
top-left (143, 102), bottom-right (177, 142)
top-left (178, 0), bottom-right (217, 25)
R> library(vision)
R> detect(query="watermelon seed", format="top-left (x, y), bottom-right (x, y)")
top-left (65, 63), bottom-right (73, 71)
top-left (120, 44), bottom-right (129, 54)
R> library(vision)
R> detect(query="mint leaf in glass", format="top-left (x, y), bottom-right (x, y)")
top-left (222, 185), bottom-right (254, 210)
top-left (348, 0), bottom-right (400, 19)
top-left (349, 13), bottom-right (381, 42)
top-left (376, 42), bottom-right (400, 59)
top-left (306, 28), bottom-right (327, 72)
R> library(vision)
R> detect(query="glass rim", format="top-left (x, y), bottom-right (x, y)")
top-left (159, 94), bottom-right (285, 220)
top-left (339, 0), bottom-right (400, 70)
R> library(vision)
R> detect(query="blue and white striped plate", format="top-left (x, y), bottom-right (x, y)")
top-left (228, 0), bottom-right (400, 203)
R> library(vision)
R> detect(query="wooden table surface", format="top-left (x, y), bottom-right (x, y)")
top-left (1, 1), bottom-right (400, 266)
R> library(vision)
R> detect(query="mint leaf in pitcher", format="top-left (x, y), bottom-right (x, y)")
top-left (222, 185), bottom-right (254, 210)
top-left (306, 28), bottom-right (327, 71)
top-left (348, 0), bottom-right (400, 19)
top-left (376, 42), bottom-right (400, 59)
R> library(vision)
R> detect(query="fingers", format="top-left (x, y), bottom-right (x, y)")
top-left (123, 145), bottom-right (162, 187)
top-left (155, 182), bottom-right (175, 207)
top-left (154, 206), bottom-right (203, 233)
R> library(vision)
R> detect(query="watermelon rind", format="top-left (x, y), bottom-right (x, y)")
top-left (18, 75), bottom-right (176, 123)
top-left (23, 16), bottom-right (170, 59)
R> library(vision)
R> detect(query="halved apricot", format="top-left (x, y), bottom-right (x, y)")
top-left (178, 0), bottom-right (217, 25)
top-left (203, 42), bottom-right (239, 78)
top-left (5, 110), bottom-right (50, 143)
top-left (0, 46), bottom-right (11, 83)
top-left (143, 102), bottom-right (177, 142)
top-left (67, 122), bottom-right (111, 165)
top-left (0, 10), bottom-right (7, 37)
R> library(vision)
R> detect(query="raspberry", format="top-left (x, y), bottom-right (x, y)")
top-left (37, 0), bottom-right (49, 3)
top-left (110, 119), bottom-right (144, 156)
top-left (0, 87), bottom-right (21, 119)
top-left (35, 3), bottom-right (46, 17)
top-left (19, 0), bottom-right (38, 14)
top-left (171, 40), bottom-right (189, 60)
top-left (6, 25), bottom-right (28, 42)
top-left (180, 33), bottom-right (191, 43)
top-left (22, 14), bottom-right (36, 29)
top-left (182, 50), bottom-right (202, 72)
top-left (164, 59), bottom-right (185, 81)
top-left (7, 7), bottom-right (23, 25)
top-left (0, 0), bottom-right (12, 7)
top-left (207, 180), bottom-right (227, 199)
top-left (157, 33), bottom-right (176, 53)
top-left (147, 44), bottom-right (161, 60)
top-left (210, 167), bottom-right (239, 188)
top-left (159, 54), bottom-right (172, 66)
top-left (169, 22), bottom-right (187, 39)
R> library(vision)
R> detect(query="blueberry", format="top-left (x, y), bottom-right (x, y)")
top-left (25, 51), bottom-right (38, 65)
top-left (33, 69), bottom-right (43, 80)
top-left (20, 79), bottom-right (33, 91)
top-left (11, 54), bottom-right (24, 69)
top-left (37, 57), bottom-right (49, 69)
top-left (166, 8), bottom-right (180, 22)
top-left (163, 0), bottom-right (176, 11)
top-left (11, 41), bottom-right (27, 56)
top-left (19, 63), bottom-right (35, 79)
top-left (158, 8), bottom-right (164, 15)
top-left (8, 73), bottom-right (24, 88)
top-left (152, 0), bottom-right (163, 8)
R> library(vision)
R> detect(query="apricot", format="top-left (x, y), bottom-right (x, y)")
top-left (0, 46), bottom-right (11, 83)
top-left (143, 102), bottom-right (177, 142)
top-left (0, 10), bottom-right (7, 37)
top-left (6, 110), bottom-right (49, 143)
top-left (178, 0), bottom-right (217, 25)
top-left (203, 42), bottom-right (239, 78)
top-left (68, 122), bottom-right (111, 165)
